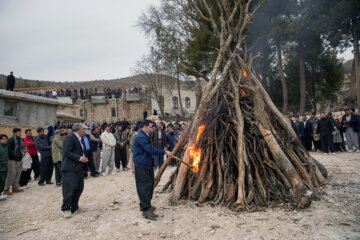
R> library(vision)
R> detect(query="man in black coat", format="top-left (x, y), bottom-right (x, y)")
top-left (35, 127), bottom-right (54, 186)
top-left (61, 123), bottom-right (88, 218)
top-left (299, 115), bottom-right (313, 151)
top-left (6, 72), bottom-right (15, 91)
top-left (317, 112), bottom-right (335, 154)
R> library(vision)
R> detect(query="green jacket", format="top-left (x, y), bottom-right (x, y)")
top-left (129, 132), bottom-right (137, 152)
top-left (51, 135), bottom-right (64, 163)
top-left (0, 143), bottom-right (9, 172)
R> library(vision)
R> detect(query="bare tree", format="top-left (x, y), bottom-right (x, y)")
top-left (133, 54), bottom-right (166, 119)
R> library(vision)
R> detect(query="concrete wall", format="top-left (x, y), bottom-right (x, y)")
top-left (0, 98), bottom-right (57, 127)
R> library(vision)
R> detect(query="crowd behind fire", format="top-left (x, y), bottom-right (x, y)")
top-left (0, 115), bottom-right (188, 202)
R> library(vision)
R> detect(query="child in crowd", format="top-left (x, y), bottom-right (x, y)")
top-left (19, 145), bottom-right (32, 188)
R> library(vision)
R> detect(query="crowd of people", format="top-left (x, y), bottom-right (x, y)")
top-left (24, 86), bottom-right (143, 100)
top-left (290, 108), bottom-right (360, 154)
top-left (4, 71), bottom-right (143, 100)
top-left (0, 118), bottom-right (187, 219)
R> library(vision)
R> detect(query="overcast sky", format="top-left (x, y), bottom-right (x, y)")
top-left (0, 1), bottom-right (354, 82)
top-left (0, 0), bottom-right (158, 82)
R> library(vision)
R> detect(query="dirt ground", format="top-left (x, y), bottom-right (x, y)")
top-left (0, 152), bottom-right (359, 240)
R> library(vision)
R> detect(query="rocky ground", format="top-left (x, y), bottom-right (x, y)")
top-left (0, 152), bottom-right (359, 240)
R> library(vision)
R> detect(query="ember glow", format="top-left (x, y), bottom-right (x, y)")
top-left (243, 69), bottom-right (247, 77)
top-left (189, 124), bottom-right (206, 172)
top-left (239, 88), bottom-right (246, 96)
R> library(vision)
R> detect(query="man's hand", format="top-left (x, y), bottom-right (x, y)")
top-left (165, 150), bottom-right (173, 158)
top-left (80, 156), bottom-right (88, 163)
top-left (120, 143), bottom-right (124, 147)
top-left (332, 132), bottom-right (336, 135)
top-left (111, 145), bottom-right (115, 148)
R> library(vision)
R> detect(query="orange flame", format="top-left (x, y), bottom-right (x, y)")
top-left (189, 144), bottom-right (202, 172)
top-left (189, 124), bottom-right (205, 172)
top-left (239, 88), bottom-right (246, 96)
top-left (243, 69), bottom-right (247, 77)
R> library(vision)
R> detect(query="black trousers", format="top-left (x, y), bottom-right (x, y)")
top-left (300, 135), bottom-right (312, 151)
top-left (6, 83), bottom-right (14, 91)
top-left (39, 156), bottom-right (54, 184)
top-left (54, 162), bottom-right (62, 184)
top-left (320, 133), bottom-right (335, 153)
top-left (61, 171), bottom-right (84, 213)
top-left (135, 165), bottom-right (154, 211)
top-left (334, 143), bottom-right (342, 152)
top-left (19, 169), bottom-right (31, 186)
top-left (30, 155), bottom-right (40, 179)
top-left (82, 150), bottom-right (96, 175)
top-left (115, 147), bottom-right (127, 169)
top-left (313, 139), bottom-right (321, 150)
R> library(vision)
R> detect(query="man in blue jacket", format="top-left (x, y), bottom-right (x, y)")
top-left (133, 120), bottom-right (172, 220)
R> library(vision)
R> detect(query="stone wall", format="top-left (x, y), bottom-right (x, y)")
top-left (0, 125), bottom-right (39, 139)
top-left (57, 96), bottom-right (151, 123)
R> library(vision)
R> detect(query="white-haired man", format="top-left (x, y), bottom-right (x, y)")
top-left (61, 123), bottom-right (88, 218)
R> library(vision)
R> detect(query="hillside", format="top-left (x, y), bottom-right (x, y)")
top-left (0, 74), bottom-right (146, 90)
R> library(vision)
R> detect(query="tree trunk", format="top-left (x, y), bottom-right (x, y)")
top-left (352, 18), bottom-right (360, 111)
top-left (276, 42), bottom-right (288, 114)
top-left (299, 43), bottom-right (306, 115)
top-left (176, 65), bottom-right (184, 117)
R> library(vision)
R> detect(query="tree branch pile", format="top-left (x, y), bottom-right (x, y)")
top-left (154, 0), bottom-right (327, 211)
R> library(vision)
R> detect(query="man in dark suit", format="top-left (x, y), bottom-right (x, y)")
top-left (6, 72), bottom-right (15, 91)
top-left (299, 115), bottom-right (313, 151)
top-left (133, 120), bottom-right (172, 220)
top-left (61, 123), bottom-right (88, 218)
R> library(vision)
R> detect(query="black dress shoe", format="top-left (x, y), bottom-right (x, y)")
top-left (56, 183), bottom-right (62, 186)
top-left (46, 182), bottom-right (54, 184)
top-left (38, 182), bottom-right (45, 186)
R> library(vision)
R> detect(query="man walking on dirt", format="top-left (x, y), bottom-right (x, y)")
top-left (133, 120), bottom-right (172, 220)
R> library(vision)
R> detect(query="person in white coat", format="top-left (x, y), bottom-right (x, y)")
top-left (100, 125), bottom-right (116, 175)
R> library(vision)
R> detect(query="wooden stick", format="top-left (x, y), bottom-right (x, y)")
top-left (172, 156), bottom-right (194, 169)
top-left (153, 120), bottom-right (193, 189)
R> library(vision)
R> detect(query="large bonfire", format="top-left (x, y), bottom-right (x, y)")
top-left (155, 0), bottom-right (327, 211)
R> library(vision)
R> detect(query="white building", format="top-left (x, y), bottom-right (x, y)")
top-left (151, 81), bottom-right (197, 118)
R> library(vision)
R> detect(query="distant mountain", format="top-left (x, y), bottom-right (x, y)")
top-left (0, 74), bottom-right (147, 90)
top-left (0, 73), bottom-right (195, 91)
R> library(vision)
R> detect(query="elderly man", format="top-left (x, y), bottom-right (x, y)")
top-left (61, 123), bottom-right (88, 218)
top-left (133, 120), bottom-right (172, 220)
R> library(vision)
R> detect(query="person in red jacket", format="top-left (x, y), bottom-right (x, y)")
top-left (23, 129), bottom-right (40, 180)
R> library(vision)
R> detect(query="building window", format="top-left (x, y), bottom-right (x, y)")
top-left (172, 96), bottom-right (178, 109)
top-left (185, 97), bottom-right (190, 108)
top-left (111, 107), bottom-right (116, 117)
top-left (4, 101), bottom-right (17, 117)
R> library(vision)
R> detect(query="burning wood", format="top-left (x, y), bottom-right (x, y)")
top-left (154, 0), bottom-right (327, 212)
